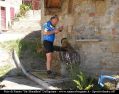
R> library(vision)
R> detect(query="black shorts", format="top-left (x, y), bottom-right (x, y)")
top-left (43, 40), bottom-right (54, 53)
top-left (43, 40), bottom-right (67, 54)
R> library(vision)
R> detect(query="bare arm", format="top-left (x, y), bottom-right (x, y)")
top-left (43, 29), bottom-right (60, 35)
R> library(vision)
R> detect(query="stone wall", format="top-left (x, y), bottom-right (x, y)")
top-left (41, 0), bottom-right (119, 78)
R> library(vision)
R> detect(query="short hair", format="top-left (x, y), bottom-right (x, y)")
top-left (50, 15), bottom-right (59, 20)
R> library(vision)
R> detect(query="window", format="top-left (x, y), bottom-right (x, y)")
top-left (45, 0), bottom-right (62, 9)
top-left (68, 0), bottom-right (73, 14)
top-left (1, 7), bottom-right (5, 10)
top-left (44, 0), bottom-right (62, 15)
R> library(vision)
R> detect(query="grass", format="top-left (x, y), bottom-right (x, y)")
top-left (0, 37), bottom-right (44, 81)
top-left (73, 72), bottom-right (94, 90)
top-left (0, 64), bottom-right (12, 82)
top-left (0, 40), bottom-right (20, 53)
top-left (0, 39), bottom-right (44, 60)
top-left (0, 41), bottom-right (19, 82)
top-left (16, 3), bottom-right (31, 17)
top-left (18, 39), bottom-right (45, 60)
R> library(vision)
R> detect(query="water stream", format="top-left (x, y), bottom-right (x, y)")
top-left (59, 38), bottom-right (81, 77)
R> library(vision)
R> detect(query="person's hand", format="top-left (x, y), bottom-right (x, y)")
top-left (54, 29), bottom-right (60, 34)
top-left (58, 26), bottom-right (64, 32)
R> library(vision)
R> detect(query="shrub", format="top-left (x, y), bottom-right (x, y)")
top-left (19, 4), bottom-right (31, 16)
top-left (73, 72), bottom-right (94, 90)
top-left (67, 63), bottom-right (94, 90)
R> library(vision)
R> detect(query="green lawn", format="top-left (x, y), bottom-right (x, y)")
top-left (0, 64), bottom-right (12, 81)
top-left (0, 40), bottom-right (20, 53)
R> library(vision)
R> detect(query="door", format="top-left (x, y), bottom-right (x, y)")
top-left (10, 7), bottom-right (15, 23)
top-left (1, 7), bottom-right (6, 30)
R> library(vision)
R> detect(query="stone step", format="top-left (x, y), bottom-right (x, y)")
top-left (30, 71), bottom-right (70, 84)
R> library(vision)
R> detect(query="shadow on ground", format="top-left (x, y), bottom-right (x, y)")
top-left (0, 68), bottom-right (42, 89)
top-left (18, 30), bottom-right (46, 72)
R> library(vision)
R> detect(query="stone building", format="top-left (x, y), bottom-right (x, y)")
top-left (41, 0), bottom-right (119, 78)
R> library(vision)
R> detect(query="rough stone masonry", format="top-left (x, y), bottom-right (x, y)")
top-left (41, 0), bottom-right (119, 78)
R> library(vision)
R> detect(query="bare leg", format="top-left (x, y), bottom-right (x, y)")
top-left (46, 52), bottom-right (53, 71)
top-left (46, 52), bottom-right (56, 78)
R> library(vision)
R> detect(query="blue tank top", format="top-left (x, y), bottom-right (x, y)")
top-left (43, 21), bottom-right (55, 42)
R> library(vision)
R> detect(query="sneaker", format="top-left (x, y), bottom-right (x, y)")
top-left (47, 72), bottom-right (56, 79)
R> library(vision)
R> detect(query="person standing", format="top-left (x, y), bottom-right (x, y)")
top-left (42, 15), bottom-right (65, 78)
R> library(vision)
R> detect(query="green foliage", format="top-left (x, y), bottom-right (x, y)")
top-left (0, 38), bottom-right (44, 60)
top-left (67, 63), bottom-right (94, 90)
top-left (19, 4), bottom-right (31, 17)
top-left (73, 72), bottom-right (94, 90)
top-left (0, 40), bottom-right (20, 53)
top-left (67, 63), bottom-right (80, 79)
top-left (18, 38), bottom-right (45, 60)
top-left (24, 3), bottom-right (32, 9)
